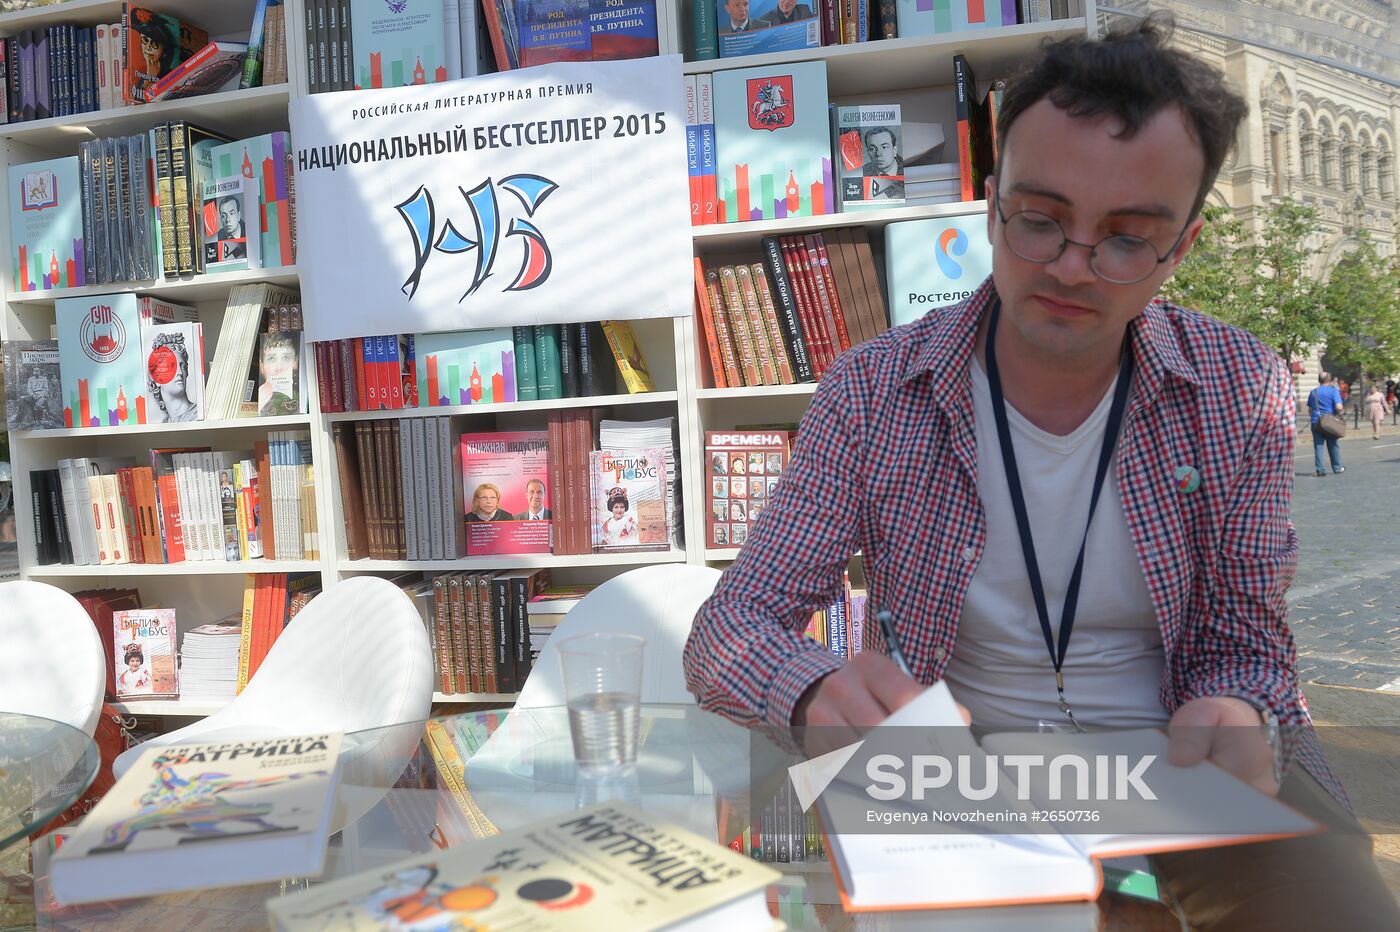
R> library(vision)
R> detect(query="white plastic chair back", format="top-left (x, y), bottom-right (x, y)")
top-left (0, 580), bottom-right (106, 736)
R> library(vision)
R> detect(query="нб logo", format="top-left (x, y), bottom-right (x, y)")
top-left (748, 76), bottom-right (794, 132)
top-left (935, 227), bottom-right (969, 278)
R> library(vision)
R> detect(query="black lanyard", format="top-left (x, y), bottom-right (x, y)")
top-left (983, 300), bottom-right (1134, 730)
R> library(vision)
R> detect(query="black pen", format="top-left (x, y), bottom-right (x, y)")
top-left (874, 608), bottom-right (915, 677)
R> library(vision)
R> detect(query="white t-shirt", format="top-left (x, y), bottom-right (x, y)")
top-left (940, 359), bottom-right (1168, 730)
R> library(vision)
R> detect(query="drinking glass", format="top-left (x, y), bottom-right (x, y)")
top-left (558, 633), bottom-right (644, 775)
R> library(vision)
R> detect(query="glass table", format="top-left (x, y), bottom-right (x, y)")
top-left (28, 705), bottom-right (1184, 929)
top-left (0, 713), bottom-right (100, 852)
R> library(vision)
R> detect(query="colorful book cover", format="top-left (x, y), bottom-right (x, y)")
top-left (598, 320), bottom-right (654, 393)
top-left (589, 447), bottom-right (668, 551)
top-left (50, 733), bottom-right (342, 905)
top-left (416, 329), bottom-right (516, 407)
top-left (200, 175), bottom-right (260, 273)
top-left (3, 339), bottom-right (63, 431)
top-left (112, 608), bottom-right (178, 699)
top-left (713, 61), bottom-right (833, 222)
top-left (716, 0), bottom-right (820, 57)
top-left (705, 430), bottom-right (789, 549)
top-left (895, 0), bottom-right (1016, 36)
top-left (517, 0), bottom-right (591, 66)
top-left (8, 156), bottom-right (85, 291)
top-left (884, 215), bottom-right (991, 327)
top-left (56, 293), bottom-right (147, 428)
top-left (587, 0), bottom-right (657, 61)
top-left (143, 322), bottom-right (204, 423)
top-left (834, 104), bottom-right (905, 210)
top-left (208, 132), bottom-right (293, 268)
top-left (256, 331), bottom-right (303, 416)
top-left (123, 7), bottom-right (209, 104)
top-left (147, 40), bottom-right (248, 100)
top-left (461, 430), bottom-right (551, 556)
top-left (349, 0), bottom-right (449, 88)
top-left (267, 803), bottom-right (779, 931)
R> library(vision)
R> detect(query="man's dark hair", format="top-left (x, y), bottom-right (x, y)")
top-left (863, 126), bottom-right (895, 148)
top-left (996, 13), bottom-right (1247, 219)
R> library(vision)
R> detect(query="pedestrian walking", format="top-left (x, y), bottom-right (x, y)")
top-left (1307, 371), bottom-right (1345, 475)
top-left (1365, 383), bottom-right (1389, 439)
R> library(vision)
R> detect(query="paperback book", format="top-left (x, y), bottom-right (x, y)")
top-left (589, 447), bottom-right (669, 551)
top-left (50, 733), bottom-right (343, 905)
top-left (208, 132), bottom-right (294, 269)
top-left (3, 339), bottom-right (63, 430)
top-left (200, 176), bottom-right (261, 273)
top-left (143, 322), bottom-right (204, 423)
top-left (461, 430), bottom-right (551, 556)
top-left (123, 7), bottom-right (210, 104)
top-left (834, 104), bottom-right (904, 210)
top-left (415, 328), bottom-right (516, 406)
top-left (256, 331), bottom-right (305, 416)
top-left (112, 608), bottom-right (178, 700)
top-left (146, 40), bottom-right (248, 100)
top-left (705, 430), bottom-right (789, 548)
top-left (350, 0), bottom-right (449, 88)
top-left (8, 156), bottom-right (85, 291)
top-left (56, 294), bottom-right (147, 428)
top-left (716, 0), bottom-right (821, 58)
top-left (885, 214), bottom-right (991, 327)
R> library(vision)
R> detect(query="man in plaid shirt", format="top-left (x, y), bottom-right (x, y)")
top-left (684, 16), bottom-right (1398, 928)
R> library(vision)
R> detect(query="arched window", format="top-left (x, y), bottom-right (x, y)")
top-left (1341, 127), bottom-right (1358, 191)
top-left (1380, 140), bottom-right (1394, 198)
top-left (1298, 113), bottom-right (1316, 183)
top-left (1360, 132), bottom-right (1376, 196)
top-left (1319, 120), bottom-right (1337, 186)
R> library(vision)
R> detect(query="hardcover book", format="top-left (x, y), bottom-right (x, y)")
top-left (111, 608), bottom-right (178, 699)
top-left (256, 331), bottom-right (305, 416)
top-left (50, 733), bottom-right (343, 905)
top-left (266, 802), bottom-right (779, 931)
top-left (885, 214), bottom-right (991, 327)
top-left (3, 339), bottom-right (63, 430)
top-left (8, 156), bottom-right (85, 291)
top-left (147, 39), bottom-right (248, 100)
top-left (588, 0), bottom-right (657, 60)
top-left (143, 322), bottom-right (204, 423)
top-left (461, 430), bottom-right (551, 556)
top-left (895, 0), bottom-right (1016, 36)
top-left (834, 104), bottom-right (905, 210)
top-left (349, 0), bottom-right (449, 88)
top-left (123, 7), bottom-right (210, 104)
top-left (716, 0), bottom-right (821, 58)
top-left (713, 61), bottom-right (833, 222)
top-left (517, 0), bottom-right (592, 67)
top-left (704, 430), bottom-right (789, 548)
top-left (208, 132), bottom-right (294, 269)
top-left (588, 447), bottom-right (668, 551)
top-left (56, 293), bottom-right (148, 428)
top-left (416, 328), bottom-right (516, 406)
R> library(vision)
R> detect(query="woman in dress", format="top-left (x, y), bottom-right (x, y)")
top-left (1364, 383), bottom-right (1390, 440)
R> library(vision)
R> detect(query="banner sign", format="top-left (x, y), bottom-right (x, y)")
top-left (289, 56), bottom-right (694, 343)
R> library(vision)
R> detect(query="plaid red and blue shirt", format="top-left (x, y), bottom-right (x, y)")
top-left (684, 276), bottom-right (1344, 805)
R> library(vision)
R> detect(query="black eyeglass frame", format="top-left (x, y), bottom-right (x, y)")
top-left (992, 187), bottom-right (1194, 285)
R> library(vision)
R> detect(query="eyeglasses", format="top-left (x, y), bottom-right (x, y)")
top-left (993, 189), bottom-right (1192, 285)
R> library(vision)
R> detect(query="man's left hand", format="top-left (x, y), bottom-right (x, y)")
top-left (1168, 697), bottom-right (1279, 796)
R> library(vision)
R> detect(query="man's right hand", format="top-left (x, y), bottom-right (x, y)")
top-left (791, 653), bottom-right (970, 758)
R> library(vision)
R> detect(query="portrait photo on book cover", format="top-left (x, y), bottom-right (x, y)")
top-left (4, 344), bottom-right (63, 430)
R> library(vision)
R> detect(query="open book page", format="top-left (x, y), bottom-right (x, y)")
top-left (978, 728), bottom-right (1319, 859)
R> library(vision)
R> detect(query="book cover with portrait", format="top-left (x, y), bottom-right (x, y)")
top-left (56, 293), bottom-right (148, 428)
top-left (704, 430), bottom-right (790, 550)
top-left (834, 104), bottom-right (905, 210)
top-left (201, 175), bottom-right (261, 273)
top-left (143, 322), bottom-right (204, 423)
top-left (461, 430), bottom-right (551, 556)
top-left (715, 0), bottom-right (820, 58)
top-left (3, 339), bottom-right (63, 431)
top-left (123, 6), bottom-right (210, 104)
top-left (256, 331), bottom-right (305, 416)
top-left (209, 132), bottom-right (293, 268)
top-left (112, 608), bottom-right (178, 700)
top-left (588, 448), bottom-right (669, 552)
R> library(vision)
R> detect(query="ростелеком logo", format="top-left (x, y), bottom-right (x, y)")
top-left (935, 227), bottom-right (969, 279)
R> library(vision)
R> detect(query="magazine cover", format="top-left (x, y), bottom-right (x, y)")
top-left (705, 430), bottom-right (789, 548)
top-left (835, 104), bottom-right (904, 210)
top-left (716, 0), bottom-right (820, 58)
top-left (50, 733), bottom-right (343, 905)
top-left (143, 322), bottom-right (204, 423)
top-left (885, 214), bottom-right (991, 326)
top-left (56, 293), bottom-right (148, 428)
top-left (461, 430), bottom-right (551, 556)
top-left (713, 60), bottom-right (833, 222)
top-left (256, 331), bottom-right (304, 416)
top-left (8, 156), bottom-right (85, 291)
top-left (416, 329), bottom-right (516, 406)
top-left (201, 175), bottom-right (260, 272)
top-left (3, 339), bottom-right (63, 430)
top-left (209, 132), bottom-right (293, 268)
top-left (266, 803), bottom-right (780, 931)
top-left (589, 448), bottom-right (668, 551)
top-left (123, 7), bottom-right (210, 104)
top-left (349, 0), bottom-right (449, 88)
top-left (112, 608), bottom-right (178, 700)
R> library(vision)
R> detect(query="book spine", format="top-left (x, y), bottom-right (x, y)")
top-left (117, 467), bottom-right (143, 562)
top-left (696, 73), bottom-right (717, 226)
top-left (750, 264), bottom-right (796, 384)
top-left (780, 236), bottom-right (833, 374)
top-left (760, 237), bottom-right (815, 381)
top-left (491, 575), bottom-right (515, 693)
top-left (338, 0), bottom-right (353, 90)
top-left (692, 258), bottom-right (727, 389)
top-left (242, 0), bottom-right (270, 89)
top-left (954, 54), bottom-right (978, 203)
top-left (704, 269), bottom-right (745, 387)
top-left (5, 37), bottom-right (19, 123)
top-left (821, 0), bottom-right (839, 45)
top-left (76, 140), bottom-right (96, 286)
top-left (326, 0), bottom-right (342, 91)
top-left (808, 234), bottom-right (852, 353)
top-left (445, 575), bottom-right (467, 692)
top-left (685, 75), bottom-right (700, 225)
top-left (533, 324), bottom-right (562, 400)
top-left (463, 575), bottom-right (484, 692)
top-left (717, 266), bottom-right (762, 387)
top-left (558, 322), bottom-right (580, 398)
top-left (169, 122), bottom-right (196, 277)
top-left (398, 418), bottom-right (417, 561)
top-left (304, 0), bottom-right (321, 93)
top-left (512, 326), bottom-right (539, 400)
top-left (599, 321), bottom-right (652, 394)
top-left (692, 0), bottom-right (718, 59)
top-left (577, 321), bottom-right (596, 396)
top-left (430, 576), bottom-right (452, 693)
top-left (34, 28), bottom-right (50, 120)
top-left (735, 264), bottom-right (778, 385)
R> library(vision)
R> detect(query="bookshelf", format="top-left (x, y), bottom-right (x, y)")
top-left (1, 0), bottom-right (1097, 718)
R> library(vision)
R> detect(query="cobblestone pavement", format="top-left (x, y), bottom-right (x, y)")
top-left (1289, 432), bottom-right (1400, 691)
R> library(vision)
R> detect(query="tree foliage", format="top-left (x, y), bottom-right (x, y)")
top-left (1322, 232), bottom-right (1400, 383)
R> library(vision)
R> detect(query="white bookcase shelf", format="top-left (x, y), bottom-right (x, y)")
top-left (1, 1), bottom-right (1097, 727)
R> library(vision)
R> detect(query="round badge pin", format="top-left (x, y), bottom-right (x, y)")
top-left (1173, 465), bottom-right (1202, 493)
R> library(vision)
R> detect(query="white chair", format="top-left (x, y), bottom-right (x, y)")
top-left (514, 564), bottom-right (722, 708)
top-left (114, 576), bottom-right (435, 780)
top-left (0, 580), bottom-right (106, 736)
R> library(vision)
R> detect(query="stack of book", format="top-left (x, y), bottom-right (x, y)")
top-left (205, 283), bottom-right (304, 420)
top-left (600, 417), bottom-right (682, 550)
top-left (236, 573), bottom-right (320, 692)
top-left (524, 583), bottom-right (595, 663)
top-left (177, 619), bottom-right (242, 703)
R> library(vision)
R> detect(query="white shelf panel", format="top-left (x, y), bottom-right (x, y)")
top-left (0, 0), bottom-right (264, 35)
top-left (110, 698), bottom-right (229, 717)
top-left (27, 559), bottom-right (321, 577)
top-left (696, 384), bottom-right (818, 400)
top-left (340, 551), bottom-right (689, 572)
top-left (11, 413), bottom-right (312, 439)
top-left (7, 265), bottom-right (300, 306)
top-left (685, 20), bottom-right (1086, 96)
top-left (693, 200), bottom-right (987, 249)
top-left (324, 391), bottom-right (679, 422)
top-left (432, 692), bottom-right (519, 704)
top-left (0, 85), bottom-right (291, 151)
